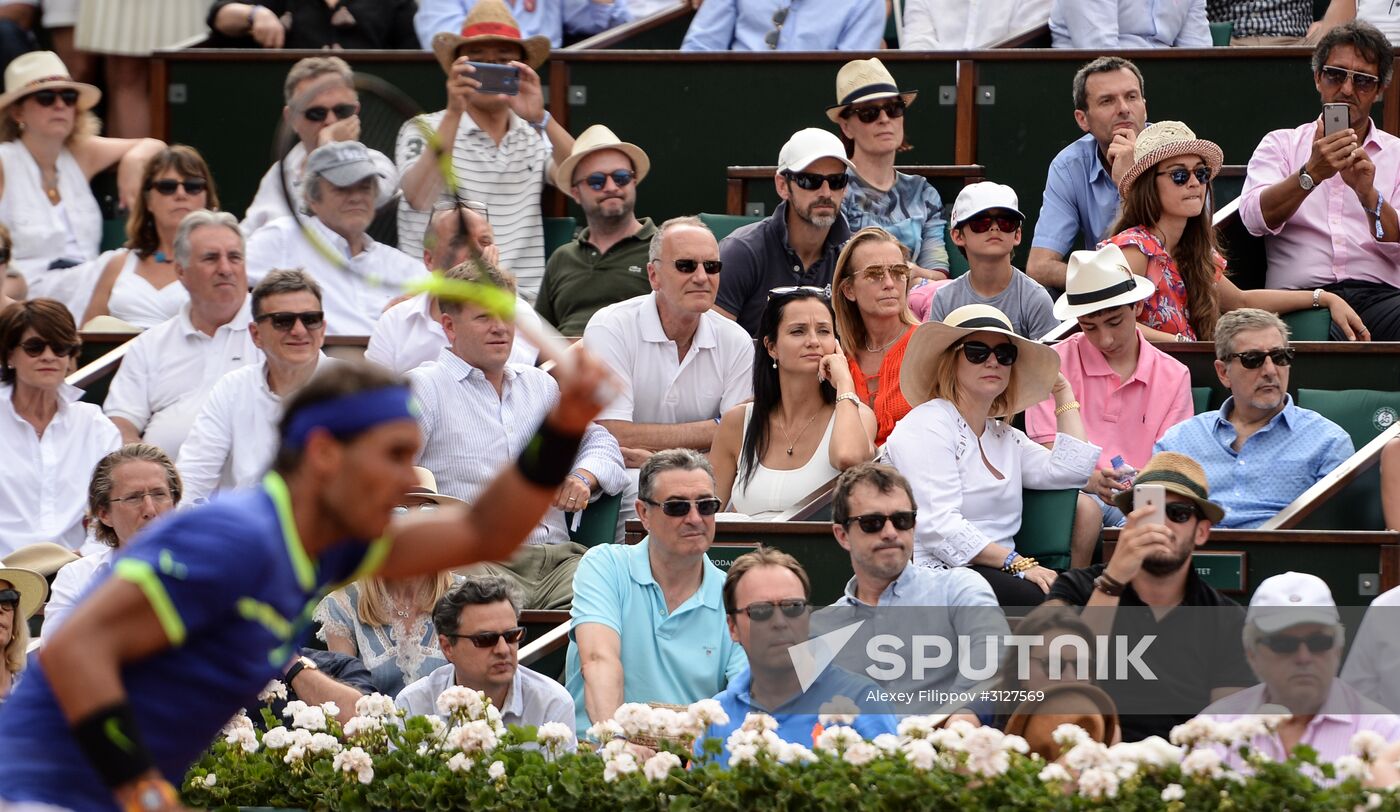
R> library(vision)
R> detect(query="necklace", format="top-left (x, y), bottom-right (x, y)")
top-left (864, 328), bottom-right (904, 354)
top-left (44, 185), bottom-right (59, 205)
top-left (776, 410), bottom-right (820, 455)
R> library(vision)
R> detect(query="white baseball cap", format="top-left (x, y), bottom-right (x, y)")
top-left (1247, 571), bottom-right (1340, 635)
top-left (950, 182), bottom-right (1024, 228)
top-left (778, 128), bottom-right (854, 174)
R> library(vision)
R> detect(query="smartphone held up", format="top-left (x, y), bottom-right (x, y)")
top-left (462, 61), bottom-right (520, 96)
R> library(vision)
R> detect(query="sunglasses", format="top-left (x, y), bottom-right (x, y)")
top-left (255, 310), bottom-right (325, 331)
top-left (391, 503), bottom-right (440, 515)
top-left (1157, 166), bottom-right (1212, 186)
top-left (1319, 65), bottom-right (1380, 93)
top-left (764, 4), bottom-right (790, 49)
top-left (782, 170), bottom-right (850, 192)
top-left (769, 285), bottom-right (828, 299)
top-left (959, 340), bottom-right (1018, 366)
top-left (576, 169), bottom-right (634, 191)
top-left (859, 264), bottom-right (909, 283)
top-left (0, 588), bottom-right (18, 607)
top-left (431, 198), bottom-right (489, 216)
top-left (1259, 632), bottom-right (1336, 655)
top-left (30, 89), bottom-right (78, 107)
top-left (844, 511), bottom-right (917, 533)
top-left (18, 338), bottom-right (80, 358)
top-left (962, 215), bottom-right (1021, 234)
top-left (110, 489), bottom-right (175, 508)
top-left (1164, 502), bottom-right (1201, 524)
top-left (672, 258), bottom-right (722, 275)
top-left (1224, 347), bottom-right (1295, 369)
top-left (147, 178), bottom-right (208, 196)
top-left (302, 103), bottom-right (359, 122)
top-left (732, 599), bottom-right (810, 621)
top-left (445, 626), bottom-right (526, 648)
top-left (643, 497), bottom-right (722, 517)
top-left (846, 99), bottom-right (907, 124)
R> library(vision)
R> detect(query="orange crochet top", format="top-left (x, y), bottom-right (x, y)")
top-left (847, 327), bottom-right (914, 446)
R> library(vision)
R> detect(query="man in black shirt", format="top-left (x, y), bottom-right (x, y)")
top-left (1045, 452), bottom-right (1254, 741)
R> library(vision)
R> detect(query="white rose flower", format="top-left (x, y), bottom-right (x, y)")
top-left (814, 725), bottom-right (862, 754)
top-left (1037, 763), bottom-right (1072, 784)
top-left (343, 716), bottom-right (385, 739)
top-left (488, 760), bottom-right (507, 781)
top-left (1161, 783), bottom-right (1185, 802)
top-left (613, 703), bottom-right (655, 737)
top-left (282, 700), bottom-right (308, 718)
top-left (333, 747), bottom-right (375, 785)
top-left (436, 686), bottom-right (486, 719)
top-left (643, 751), bottom-right (682, 782)
top-left (871, 733), bottom-right (900, 754)
top-left (687, 699), bottom-right (729, 728)
top-left (842, 742), bottom-right (879, 767)
top-left (603, 752), bottom-right (638, 782)
top-left (1335, 755), bottom-right (1371, 783)
top-left (309, 732), bottom-right (342, 755)
top-left (1352, 731), bottom-right (1389, 762)
top-left (1180, 748), bottom-right (1223, 779)
top-left (283, 745), bottom-right (307, 764)
top-left (447, 720), bottom-right (500, 755)
top-left (446, 753), bottom-right (474, 773)
top-left (536, 722), bottom-right (573, 752)
top-left (203, 773), bottom-right (217, 788)
top-left (290, 706), bottom-right (327, 732)
top-left (223, 726), bottom-right (260, 755)
top-left (905, 739), bottom-right (938, 772)
top-left (258, 680), bottom-right (288, 703)
top-left (355, 694), bottom-right (398, 720)
top-left (262, 726), bottom-right (291, 750)
top-left (1076, 766), bottom-right (1119, 799)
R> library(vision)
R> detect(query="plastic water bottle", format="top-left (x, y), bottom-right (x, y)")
top-left (1110, 455), bottom-right (1137, 487)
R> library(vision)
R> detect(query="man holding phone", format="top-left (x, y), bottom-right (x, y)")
top-left (1240, 21), bottom-right (1400, 339)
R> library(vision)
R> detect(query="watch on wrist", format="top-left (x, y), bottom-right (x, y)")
top-left (1370, 190), bottom-right (1386, 239)
top-left (285, 655), bottom-right (318, 684)
top-left (1299, 166), bottom-right (1316, 191)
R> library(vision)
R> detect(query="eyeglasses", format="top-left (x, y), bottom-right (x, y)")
top-left (0, 588), bottom-right (19, 607)
top-left (146, 178), bottom-right (209, 196)
top-left (255, 310), bottom-right (326, 331)
top-left (846, 99), bottom-right (907, 124)
top-left (731, 599), bottom-right (810, 621)
top-left (769, 285), bottom-right (828, 299)
top-left (1157, 166), bottom-right (1212, 186)
top-left (764, 4), bottom-right (790, 49)
top-left (1224, 347), bottom-right (1295, 369)
top-left (431, 198), bottom-right (489, 216)
top-left (444, 626), bottom-right (526, 648)
top-left (643, 497), bottom-right (722, 517)
top-left (844, 511), bottom-right (917, 533)
top-left (302, 103), bottom-right (360, 122)
top-left (859, 264), bottom-right (909, 283)
top-left (962, 215), bottom-right (1021, 234)
top-left (781, 170), bottom-right (850, 192)
top-left (17, 338), bottom-right (80, 358)
top-left (391, 503), bottom-right (440, 515)
top-left (1164, 502), bottom-right (1201, 524)
top-left (109, 489), bottom-right (175, 508)
top-left (1319, 65), bottom-right (1380, 93)
top-left (31, 89), bottom-right (78, 107)
top-left (1259, 632), bottom-right (1336, 655)
top-left (958, 341), bottom-right (1018, 366)
top-left (672, 258), bottom-right (722, 275)
top-left (576, 170), bottom-right (634, 191)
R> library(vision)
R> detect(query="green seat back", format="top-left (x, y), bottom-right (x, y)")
top-left (1013, 488), bottom-right (1078, 571)
top-left (1293, 388), bottom-right (1400, 530)
top-left (1282, 308), bottom-right (1332, 341)
top-left (544, 216), bottom-right (577, 260)
top-left (567, 491), bottom-right (623, 547)
top-left (700, 212), bottom-right (761, 242)
top-left (1192, 386), bottom-right (1212, 415)
top-left (943, 225), bottom-right (970, 278)
top-left (1209, 21), bottom-right (1234, 46)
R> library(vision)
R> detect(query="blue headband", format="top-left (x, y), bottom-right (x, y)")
top-left (282, 386), bottom-right (417, 449)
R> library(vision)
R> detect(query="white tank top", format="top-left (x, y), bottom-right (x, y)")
top-left (729, 402), bottom-right (841, 520)
top-left (0, 140), bottom-right (102, 280)
top-left (107, 251), bottom-right (188, 329)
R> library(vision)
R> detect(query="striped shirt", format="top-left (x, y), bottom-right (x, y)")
top-left (395, 110), bottom-right (551, 299)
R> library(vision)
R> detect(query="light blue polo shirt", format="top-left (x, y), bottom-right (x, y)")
top-left (565, 537), bottom-right (747, 734)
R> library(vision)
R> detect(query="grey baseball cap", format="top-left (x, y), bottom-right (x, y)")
top-left (306, 141), bottom-right (385, 188)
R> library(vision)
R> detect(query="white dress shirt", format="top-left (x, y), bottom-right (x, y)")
top-left (409, 348), bottom-right (625, 546)
top-left (240, 143), bottom-right (399, 239)
top-left (245, 215), bottom-right (427, 337)
top-left (42, 546), bottom-right (113, 636)
top-left (364, 291), bottom-right (540, 374)
top-left (901, 0), bottom-right (1052, 49)
top-left (885, 398), bottom-right (1100, 567)
top-left (0, 384), bottom-right (121, 555)
top-left (102, 299), bottom-right (262, 459)
top-left (394, 662), bottom-right (577, 752)
top-left (1342, 585), bottom-right (1400, 713)
top-left (583, 292), bottom-right (754, 425)
top-left (176, 354), bottom-right (335, 504)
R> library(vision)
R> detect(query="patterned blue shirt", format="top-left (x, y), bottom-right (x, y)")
top-left (842, 170), bottom-right (949, 272)
top-left (1154, 395), bottom-right (1354, 529)
top-left (681, 0), bottom-right (884, 51)
top-left (1031, 133), bottom-right (1123, 256)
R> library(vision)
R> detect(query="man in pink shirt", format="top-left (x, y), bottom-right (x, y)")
top-left (1239, 21), bottom-right (1398, 339)
top-left (1027, 244), bottom-right (1193, 524)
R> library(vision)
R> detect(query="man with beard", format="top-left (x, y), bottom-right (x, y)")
top-left (715, 128), bottom-right (854, 335)
top-left (1045, 451), bottom-right (1256, 741)
top-left (535, 126), bottom-right (656, 336)
top-left (1154, 308), bottom-right (1353, 528)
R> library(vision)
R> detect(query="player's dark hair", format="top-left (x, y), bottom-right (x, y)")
top-left (273, 361), bottom-right (407, 473)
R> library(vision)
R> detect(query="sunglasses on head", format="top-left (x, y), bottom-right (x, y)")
top-left (255, 310), bottom-right (325, 331)
top-left (445, 626), bottom-right (526, 648)
top-left (643, 497), bottom-right (722, 517)
top-left (302, 103), bottom-right (359, 122)
top-left (1259, 631), bottom-right (1335, 655)
top-left (1224, 347), bottom-right (1295, 369)
top-left (576, 169), bottom-right (634, 191)
top-left (846, 99), bottom-right (907, 124)
top-left (0, 588), bottom-right (18, 607)
top-left (30, 88), bottom-right (78, 107)
top-left (18, 338), bottom-right (79, 358)
top-left (768, 285), bottom-right (828, 300)
top-left (1157, 166), bottom-right (1212, 186)
top-left (147, 178), bottom-right (208, 196)
top-left (731, 598), bottom-right (809, 621)
top-left (1319, 65), bottom-right (1380, 93)
top-left (962, 214), bottom-right (1021, 234)
top-left (782, 170), bottom-right (850, 192)
top-left (672, 258), bottom-right (722, 275)
top-left (859, 264), bottom-right (909, 283)
top-left (845, 511), bottom-right (917, 533)
top-left (959, 340), bottom-right (1018, 366)
top-left (1164, 502), bottom-right (1201, 524)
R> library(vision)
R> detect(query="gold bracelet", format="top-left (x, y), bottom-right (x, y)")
top-left (1054, 400), bottom-right (1080, 416)
top-left (1010, 556), bottom-right (1038, 574)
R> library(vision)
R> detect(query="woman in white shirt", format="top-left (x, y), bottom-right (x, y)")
top-left (712, 288), bottom-right (877, 519)
top-left (886, 304), bottom-right (1100, 606)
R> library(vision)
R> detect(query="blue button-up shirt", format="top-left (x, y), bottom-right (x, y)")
top-left (1154, 395), bottom-right (1354, 529)
top-left (1049, 0), bottom-right (1212, 48)
top-left (1032, 133), bottom-right (1124, 257)
top-left (414, 0), bottom-right (629, 49)
top-left (681, 0), bottom-right (884, 51)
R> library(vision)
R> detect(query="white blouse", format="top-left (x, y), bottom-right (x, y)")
top-left (885, 398), bottom-right (1099, 568)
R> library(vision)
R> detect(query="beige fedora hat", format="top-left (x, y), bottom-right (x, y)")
top-left (553, 124), bottom-right (651, 191)
top-left (430, 0), bottom-right (550, 74)
top-left (900, 304), bottom-right (1061, 417)
top-left (826, 58), bottom-right (917, 123)
top-left (1117, 121), bottom-right (1224, 198)
top-left (1052, 243), bottom-right (1155, 320)
top-left (0, 51), bottom-right (100, 114)
top-left (405, 466), bottom-right (466, 507)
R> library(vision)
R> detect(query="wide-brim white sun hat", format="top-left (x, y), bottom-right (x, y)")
top-left (1053, 243), bottom-right (1155, 320)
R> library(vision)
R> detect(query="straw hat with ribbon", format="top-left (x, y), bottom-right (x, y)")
top-left (900, 304), bottom-right (1061, 416)
top-left (0, 50), bottom-right (100, 115)
top-left (826, 58), bottom-right (917, 123)
top-left (1111, 451), bottom-right (1226, 523)
top-left (1117, 120), bottom-right (1224, 198)
top-left (0, 550), bottom-right (52, 622)
top-left (1003, 683), bottom-right (1120, 761)
top-left (1052, 243), bottom-right (1155, 321)
top-left (430, 0), bottom-right (550, 74)
top-left (553, 124), bottom-right (651, 191)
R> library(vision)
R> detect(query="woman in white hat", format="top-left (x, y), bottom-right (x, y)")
top-left (1106, 121), bottom-right (1367, 341)
top-left (885, 304), bottom-right (1101, 605)
top-left (0, 50), bottom-right (164, 297)
top-left (0, 562), bottom-right (46, 702)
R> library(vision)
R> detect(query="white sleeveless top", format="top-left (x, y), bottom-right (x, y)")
top-left (730, 402), bottom-right (841, 521)
top-left (0, 141), bottom-right (102, 280)
top-left (107, 251), bottom-right (188, 329)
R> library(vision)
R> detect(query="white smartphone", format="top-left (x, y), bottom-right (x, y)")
top-left (1133, 483), bottom-right (1167, 526)
top-left (1324, 103), bottom-right (1349, 137)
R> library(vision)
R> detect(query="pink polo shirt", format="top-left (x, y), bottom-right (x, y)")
top-left (1025, 330), bottom-right (1192, 470)
top-left (1239, 118), bottom-right (1400, 290)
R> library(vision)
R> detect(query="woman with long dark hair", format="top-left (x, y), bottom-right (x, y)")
top-left (712, 288), bottom-right (877, 519)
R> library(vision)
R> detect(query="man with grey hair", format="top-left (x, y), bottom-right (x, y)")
top-left (565, 449), bottom-right (747, 735)
top-left (103, 210), bottom-right (261, 457)
top-left (1154, 308), bottom-right (1353, 528)
top-left (246, 141), bottom-right (424, 336)
top-left (396, 574), bottom-right (576, 750)
top-left (242, 56), bottom-right (398, 238)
